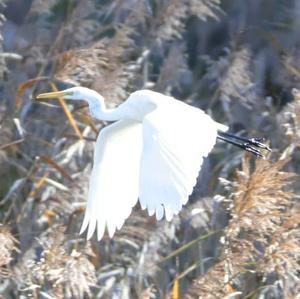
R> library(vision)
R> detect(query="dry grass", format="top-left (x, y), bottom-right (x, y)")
top-left (13, 227), bottom-right (96, 298)
top-left (1, 0), bottom-right (300, 298)
top-left (0, 226), bottom-right (18, 278)
top-left (184, 157), bottom-right (299, 298)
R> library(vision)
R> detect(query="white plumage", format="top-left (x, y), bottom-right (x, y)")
top-left (37, 87), bottom-right (228, 240)
top-left (81, 119), bottom-right (143, 240)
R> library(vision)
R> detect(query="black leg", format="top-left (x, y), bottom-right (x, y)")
top-left (217, 135), bottom-right (264, 157)
top-left (218, 131), bottom-right (271, 152)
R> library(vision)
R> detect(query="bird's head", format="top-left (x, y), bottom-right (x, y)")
top-left (36, 86), bottom-right (103, 103)
top-left (36, 87), bottom-right (106, 119)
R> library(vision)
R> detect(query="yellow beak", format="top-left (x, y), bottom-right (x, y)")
top-left (36, 91), bottom-right (68, 100)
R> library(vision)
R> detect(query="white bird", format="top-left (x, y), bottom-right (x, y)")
top-left (36, 87), bottom-right (270, 240)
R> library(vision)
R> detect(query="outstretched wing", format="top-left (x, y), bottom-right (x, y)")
top-left (80, 120), bottom-right (143, 240)
top-left (139, 101), bottom-right (218, 221)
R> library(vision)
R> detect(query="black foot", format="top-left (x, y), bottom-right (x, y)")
top-left (217, 132), bottom-right (271, 157)
top-left (245, 137), bottom-right (271, 152)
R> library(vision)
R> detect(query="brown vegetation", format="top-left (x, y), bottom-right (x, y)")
top-left (0, 0), bottom-right (299, 298)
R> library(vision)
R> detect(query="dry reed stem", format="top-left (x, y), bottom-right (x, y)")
top-left (184, 157), bottom-right (298, 298)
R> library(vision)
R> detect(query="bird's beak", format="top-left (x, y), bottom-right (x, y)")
top-left (36, 91), bottom-right (71, 100)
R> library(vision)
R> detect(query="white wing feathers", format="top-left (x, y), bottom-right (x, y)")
top-left (80, 97), bottom-right (220, 240)
top-left (80, 120), bottom-right (143, 240)
top-left (139, 101), bottom-right (218, 221)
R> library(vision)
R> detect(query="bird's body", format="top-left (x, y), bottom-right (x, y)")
top-left (36, 87), bottom-right (269, 240)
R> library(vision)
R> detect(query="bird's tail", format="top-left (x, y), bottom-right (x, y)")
top-left (216, 122), bottom-right (229, 132)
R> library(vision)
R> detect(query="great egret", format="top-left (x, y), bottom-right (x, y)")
top-left (36, 87), bottom-right (270, 240)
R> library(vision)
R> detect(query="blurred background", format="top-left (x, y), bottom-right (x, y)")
top-left (0, 0), bottom-right (299, 298)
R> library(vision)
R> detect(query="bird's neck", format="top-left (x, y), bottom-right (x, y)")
top-left (88, 95), bottom-right (123, 121)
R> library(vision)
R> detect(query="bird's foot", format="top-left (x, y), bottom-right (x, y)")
top-left (246, 137), bottom-right (272, 152)
top-left (217, 132), bottom-right (271, 158)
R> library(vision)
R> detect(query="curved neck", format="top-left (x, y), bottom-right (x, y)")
top-left (87, 94), bottom-right (123, 122)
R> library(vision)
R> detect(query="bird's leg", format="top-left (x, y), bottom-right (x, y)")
top-left (218, 132), bottom-right (271, 152)
top-left (217, 135), bottom-right (264, 157)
